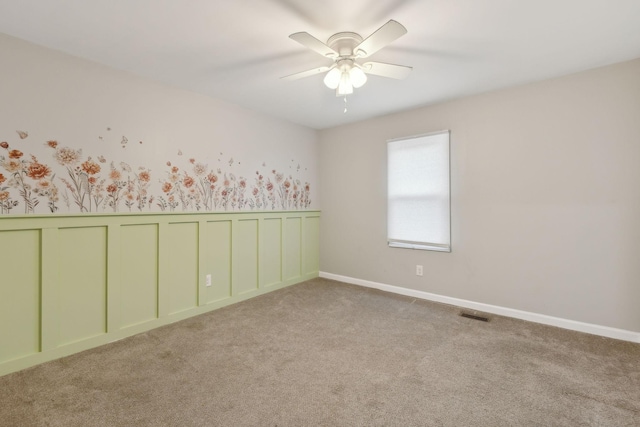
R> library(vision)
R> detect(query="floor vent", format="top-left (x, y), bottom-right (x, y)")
top-left (460, 312), bottom-right (489, 322)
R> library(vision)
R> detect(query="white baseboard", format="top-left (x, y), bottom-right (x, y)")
top-left (319, 272), bottom-right (640, 344)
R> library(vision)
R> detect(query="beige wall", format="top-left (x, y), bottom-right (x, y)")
top-left (319, 58), bottom-right (640, 332)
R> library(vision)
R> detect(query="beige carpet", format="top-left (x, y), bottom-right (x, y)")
top-left (1, 278), bottom-right (638, 426)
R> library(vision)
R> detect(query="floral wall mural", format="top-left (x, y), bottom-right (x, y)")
top-left (0, 130), bottom-right (312, 215)
top-left (0, 35), bottom-right (317, 216)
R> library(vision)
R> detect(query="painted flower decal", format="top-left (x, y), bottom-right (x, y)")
top-left (109, 169), bottom-right (121, 181)
top-left (183, 175), bottom-right (195, 188)
top-left (55, 147), bottom-right (82, 166)
top-left (81, 159), bottom-right (101, 175)
top-left (27, 160), bottom-right (51, 180)
top-left (8, 150), bottom-right (23, 159)
top-left (193, 163), bottom-right (207, 176)
top-left (138, 171), bottom-right (150, 182)
top-left (36, 180), bottom-right (51, 190)
top-left (3, 160), bottom-right (22, 173)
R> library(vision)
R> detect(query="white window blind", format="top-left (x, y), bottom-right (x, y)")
top-left (387, 130), bottom-right (450, 252)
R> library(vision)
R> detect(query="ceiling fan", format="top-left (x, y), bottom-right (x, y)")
top-left (282, 20), bottom-right (412, 97)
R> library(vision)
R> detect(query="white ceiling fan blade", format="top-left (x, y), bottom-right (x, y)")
top-left (280, 66), bottom-right (331, 81)
top-left (354, 20), bottom-right (407, 58)
top-left (362, 62), bottom-right (412, 79)
top-left (289, 32), bottom-right (339, 59)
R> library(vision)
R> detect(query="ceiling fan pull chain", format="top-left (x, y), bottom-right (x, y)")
top-left (344, 95), bottom-right (348, 113)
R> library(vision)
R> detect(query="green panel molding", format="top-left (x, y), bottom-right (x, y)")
top-left (261, 218), bottom-right (282, 287)
top-left (57, 226), bottom-right (108, 345)
top-left (304, 215), bottom-right (320, 275)
top-left (0, 229), bottom-right (40, 363)
top-left (205, 220), bottom-right (232, 303)
top-left (120, 224), bottom-right (159, 328)
top-left (167, 222), bottom-right (199, 314)
top-left (284, 217), bottom-right (302, 280)
top-left (233, 219), bottom-right (259, 296)
top-left (0, 210), bottom-right (320, 376)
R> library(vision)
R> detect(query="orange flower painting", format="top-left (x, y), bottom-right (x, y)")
top-left (27, 161), bottom-right (51, 180)
top-left (183, 175), bottom-right (195, 188)
top-left (82, 160), bottom-right (101, 175)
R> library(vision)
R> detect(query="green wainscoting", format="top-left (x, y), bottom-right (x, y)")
top-left (0, 211), bottom-right (320, 376)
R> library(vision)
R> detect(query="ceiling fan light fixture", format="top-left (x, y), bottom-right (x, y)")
top-left (285, 20), bottom-right (411, 101)
top-left (323, 67), bottom-right (341, 89)
top-left (337, 71), bottom-right (353, 95)
top-left (349, 66), bottom-right (367, 88)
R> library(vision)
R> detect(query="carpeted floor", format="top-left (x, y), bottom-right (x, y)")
top-left (1, 277), bottom-right (639, 426)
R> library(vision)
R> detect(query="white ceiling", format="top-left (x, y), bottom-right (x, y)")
top-left (1, 0), bottom-right (639, 130)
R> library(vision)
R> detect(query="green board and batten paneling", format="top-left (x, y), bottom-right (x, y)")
top-left (120, 224), bottom-right (159, 328)
top-left (0, 210), bottom-right (320, 376)
top-left (0, 229), bottom-right (41, 362)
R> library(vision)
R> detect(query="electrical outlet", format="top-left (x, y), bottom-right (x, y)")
top-left (416, 265), bottom-right (423, 276)
top-left (205, 274), bottom-right (212, 287)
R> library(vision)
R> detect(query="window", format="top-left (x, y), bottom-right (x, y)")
top-left (387, 130), bottom-right (450, 252)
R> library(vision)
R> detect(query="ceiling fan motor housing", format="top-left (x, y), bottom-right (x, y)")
top-left (326, 32), bottom-right (364, 58)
